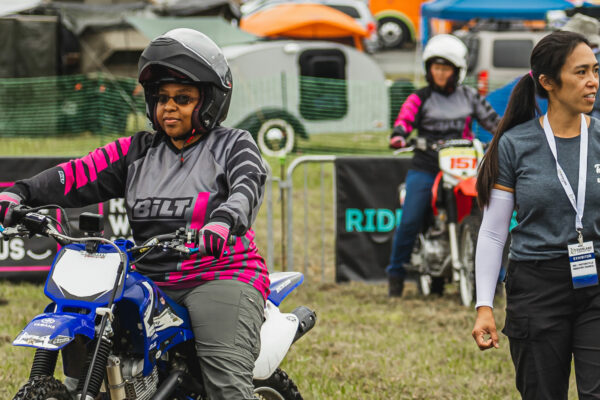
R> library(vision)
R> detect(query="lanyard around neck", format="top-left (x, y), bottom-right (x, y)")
top-left (542, 113), bottom-right (588, 237)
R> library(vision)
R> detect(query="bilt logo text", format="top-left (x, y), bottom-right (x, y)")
top-left (133, 197), bottom-right (193, 220)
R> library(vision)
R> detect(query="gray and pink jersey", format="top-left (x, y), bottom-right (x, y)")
top-left (392, 85), bottom-right (500, 174)
top-left (4, 127), bottom-right (270, 300)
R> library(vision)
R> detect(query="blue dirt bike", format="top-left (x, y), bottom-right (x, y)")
top-left (2, 206), bottom-right (316, 400)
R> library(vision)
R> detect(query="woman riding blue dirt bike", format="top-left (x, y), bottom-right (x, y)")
top-left (1, 206), bottom-right (314, 399)
top-left (0, 28), bottom-right (302, 400)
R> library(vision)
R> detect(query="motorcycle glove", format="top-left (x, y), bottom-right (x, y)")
top-left (0, 193), bottom-right (21, 227)
top-left (389, 136), bottom-right (407, 149)
top-left (200, 221), bottom-right (230, 259)
top-left (389, 126), bottom-right (407, 149)
top-left (391, 125), bottom-right (407, 138)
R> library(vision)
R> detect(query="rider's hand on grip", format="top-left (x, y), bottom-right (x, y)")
top-left (0, 194), bottom-right (20, 227)
top-left (389, 136), bottom-right (407, 149)
top-left (199, 222), bottom-right (230, 259)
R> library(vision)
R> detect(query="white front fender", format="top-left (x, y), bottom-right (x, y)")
top-left (253, 300), bottom-right (299, 380)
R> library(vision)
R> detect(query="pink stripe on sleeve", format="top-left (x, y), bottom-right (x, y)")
top-left (90, 148), bottom-right (108, 173)
top-left (74, 159), bottom-right (89, 189)
top-left (103, 142), bottom-right (119, 163)
top-left (58, 161), bottom-right (75, 195)
top-left (394, 93), bottom-right (422, 133)
top-left (118, 137), bottom-right (131, 156)
top-left (69, 141), bottom-right (121, 191)
top-left (81, 154), bottom-right (97, 182)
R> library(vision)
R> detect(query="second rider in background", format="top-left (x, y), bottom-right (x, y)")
top-left (387, 34), bottom-right (501, 297)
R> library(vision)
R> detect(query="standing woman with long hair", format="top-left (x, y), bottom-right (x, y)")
top-left (472, 31), bottom-right (600, 398)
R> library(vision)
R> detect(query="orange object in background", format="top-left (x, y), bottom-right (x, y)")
top-left (240, 3), bottom-right (368, 51)
top-left (369, 0), bottom-right (428, 48)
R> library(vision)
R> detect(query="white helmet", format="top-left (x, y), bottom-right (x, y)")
top-left (422, 34), bottom-right (468, 84)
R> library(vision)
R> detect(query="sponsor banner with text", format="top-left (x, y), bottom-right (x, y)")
top-left (0, 157), bottom-right (132, 280)
top-left (335, 156), bottom-right (411, 282)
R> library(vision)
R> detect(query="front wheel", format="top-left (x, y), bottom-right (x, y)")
top-left (13, 375), bottom-right (70, 400)
top-left (378, 17), bottom-right (410, 49)
top-left (459, 215), bottom-right (480, 307)
top-left (253, 368), bottom-right (302, 400)
top-left (412, 234), bottom-right (444, 296)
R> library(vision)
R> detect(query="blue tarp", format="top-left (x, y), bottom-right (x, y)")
top-left (474, 78), bottom-right (548, 142)
top-left (420, 0), bottom-right (574, 44)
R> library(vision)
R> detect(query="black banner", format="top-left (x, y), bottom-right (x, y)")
top-left (0, 157), bottom-right (132, 280)
top-left (335, 156), bottom-right (411, 282)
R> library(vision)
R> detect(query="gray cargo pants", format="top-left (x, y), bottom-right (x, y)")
top-left (163, 279), bottom-right (265, 400)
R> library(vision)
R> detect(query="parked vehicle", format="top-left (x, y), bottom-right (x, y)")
top-left (369, 0), bottom-right (428, 48)
top-left (240, 0), bottom-right (379, 52)
top-left (396, 138), bottom-right (484, 307)
top-left (316, 0), bottom-right (379, 53)
top-left (456, 27), bottom-right (550, 95)
top-left (223, 40), bottom-right (392, 156)
top-left (5, 207), bottom-right (316, 400)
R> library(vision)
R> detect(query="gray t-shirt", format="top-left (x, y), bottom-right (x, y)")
top-left (497, 117), bottom-right (600, 260)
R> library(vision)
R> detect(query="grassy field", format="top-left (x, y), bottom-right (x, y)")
top-left (0, 135), bottom-right (580, 399)
top-left (0, 280), bottom-right (580, 399)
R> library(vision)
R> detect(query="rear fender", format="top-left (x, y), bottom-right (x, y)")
top-left (13, 312), bottom-right (95, 350)
top-left (253, 301), bottom-right (299, 380)
top-left (267, 272), bottom-right (304, 306)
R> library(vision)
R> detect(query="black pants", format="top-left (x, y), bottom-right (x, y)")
top-left (504, 257), bottom-right (600, 399)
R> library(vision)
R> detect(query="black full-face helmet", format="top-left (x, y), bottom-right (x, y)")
top-left (138, 28), bottom-right (233, 133)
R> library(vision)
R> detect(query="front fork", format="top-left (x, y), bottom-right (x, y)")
top-left (29, 348), bottom-right (59, 379)
top-left (444, 186), bottom-right (463, 281)
top-left (27, 341), bottom-right (113, 400)
top-left (448, 222), bottom-right (462, 281)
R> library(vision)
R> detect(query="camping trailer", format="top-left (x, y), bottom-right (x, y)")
top-left (222, 40), bottom-right (391, 156)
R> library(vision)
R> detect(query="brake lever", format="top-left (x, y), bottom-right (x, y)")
top-left (393, 146), bottom-right (414, 155)
top-left (0, 225), bottom-right (28, 240)
top-left (171, 244), bottom-right (192, 255)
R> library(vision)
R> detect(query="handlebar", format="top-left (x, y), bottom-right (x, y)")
top-left (0, 206), bottom-right (236, 262)
top-left (393, 137), bottom-right (488, 155)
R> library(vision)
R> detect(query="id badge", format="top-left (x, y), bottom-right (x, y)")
top-left (568, 241), bottom-right (598, 289)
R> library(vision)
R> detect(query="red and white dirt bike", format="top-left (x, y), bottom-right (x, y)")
top-left (396, 138), bottom-right (484, 306)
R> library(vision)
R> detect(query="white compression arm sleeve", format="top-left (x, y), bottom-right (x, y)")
top-left (475, 189), bottom-right (514, 309)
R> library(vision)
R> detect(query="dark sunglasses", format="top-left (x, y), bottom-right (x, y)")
top-left (154, 94), bottom-right (199, 106)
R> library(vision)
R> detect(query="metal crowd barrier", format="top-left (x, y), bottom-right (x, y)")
top-left (260, 156), bottom-right (336, 282)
